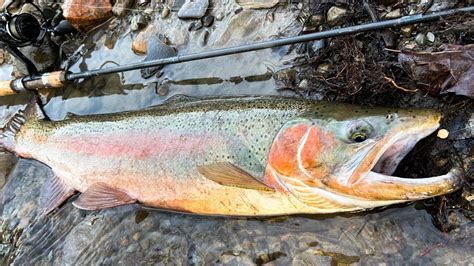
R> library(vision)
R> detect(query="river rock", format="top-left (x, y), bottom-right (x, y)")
top-left (62, 0), bottom-right (113, 32)
top-left (132, 25), bottom-right (160, 54)
top-left (326, 6), bottom-right (347, 26)
top-left (383, 9), bottom-right (401, 19)
top-left (235, 0), bottom-right (279, 9)
top-left (177, 0), bottom-right (208, 19)
top-left (415, 33), bottom-right (426, 45)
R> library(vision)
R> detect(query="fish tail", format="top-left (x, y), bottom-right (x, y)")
top-left (0, 96), bottom-right (41, 153)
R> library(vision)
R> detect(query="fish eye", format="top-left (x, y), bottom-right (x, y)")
top-left (351, 132), bottom-right (367, 142)
top-left (347, 120), bottom-right (373, 143)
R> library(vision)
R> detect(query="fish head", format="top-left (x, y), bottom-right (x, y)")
top-left (264, 104), bottom-right (462, 211)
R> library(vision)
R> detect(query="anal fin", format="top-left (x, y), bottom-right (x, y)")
top-left (73, 182), bottom-right (136, 210)
top-left (197, 162), bottom-right (273, 191)
top-left (40, 173), bottom-right (75, 215)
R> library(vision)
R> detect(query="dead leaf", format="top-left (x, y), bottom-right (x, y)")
top-left (398, 44), bottom-right (473, 99)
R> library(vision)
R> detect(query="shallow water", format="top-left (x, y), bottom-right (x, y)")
top-left (0, 2), bottom-right (473, 265)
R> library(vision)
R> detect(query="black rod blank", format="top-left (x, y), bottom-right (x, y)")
top-left (66, 6), bottom-right (474, 80)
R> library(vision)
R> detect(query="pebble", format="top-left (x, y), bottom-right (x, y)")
top-left (400, 25), bottom-right (413, 37)
top-left (156, 81), bottom-right (170, 96)
top-left (131, 14), bottom-right (148, 31)
top-left (178, 0), bottom-right (208, 19)
top-left (125, 243), bottom-right (138, 253)
top-left (426, 32), bottom-right (435, 42)
top-left (414, 33), bottom-right (426, 45)
top-left (144, 7), bottom-right (154, 15)
top-left (161, 6), bottom-right (170, 19)
top-left (384, 9), bottom-right (401, 19)
top-left (202, 15), bottom-right (214, 27)
top-left (132, 232), bottom-right (141, 241)
top-left (188, 20), bottom-right (203, 31)
top-left (327, 6), bottom-right (347, 26)
top-left (215, 12), bottom-right (224, 21)
top-left (381, 30), bottom-right (396, 48)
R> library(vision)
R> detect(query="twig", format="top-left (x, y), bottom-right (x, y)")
top-left (384, 48), bottom-right (401, 53)
top-left (383, 76), bottom-right (418, 92)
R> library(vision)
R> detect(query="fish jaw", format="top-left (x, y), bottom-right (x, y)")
top-left (324, 109), bottom-right (463, 202)
top-left (266, 108), bottom-right (463, 210)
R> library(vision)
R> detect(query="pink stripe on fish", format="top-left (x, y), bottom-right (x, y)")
top-left (48, 131), bottom-right (226, 159)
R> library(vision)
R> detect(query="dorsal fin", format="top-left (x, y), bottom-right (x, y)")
top-left (73, 182), bottom-right (136, 210)
top-left (197, 162), bottom-right (274, 191)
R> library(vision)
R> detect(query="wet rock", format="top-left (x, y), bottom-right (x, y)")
top-left (132, 25), bottom-right (160, 54)
top-left (177, 0), bottom-right (208, 19)
top-left (400, 25), bottom-right (413, 37)
top-left (112, 0), bottom-right (134, 17)
top-left (141, 36), bottom-right (176, 79)
top-left (156, 81), bottom-right (170, 96)
top-left (327, 6), bottom-right (347, 26)
top-left (426, 32), bottom-right (435, 43)
top-left (161, 6), bottom-right (170, 19)
top-left (131, 14), bottom-right (149, 31)
top-left (188, 20), bottom-right (203, 31)
top-left (170, 0), bottom-right (186, 12)
top-left (383, 9), bottom-right (401, 19)
top-left (202, 15), bottom-right (214, 27)
top-left (381, 30), bottom-right (396, 48)
top-left (62, 0), bottom-right (113, 32)
top-left (414, 33), bottom-right (426, 45)
top-left (235, 0), bottom-right (279, 9)
top-left (215, 12), bottom-right (224, 21)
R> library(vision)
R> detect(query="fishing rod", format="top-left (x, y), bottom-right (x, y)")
top-left (0, 6), bottom-right (472, 96)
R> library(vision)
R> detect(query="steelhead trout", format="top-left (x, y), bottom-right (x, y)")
top-left (0, 96), bottom-right (462, 216)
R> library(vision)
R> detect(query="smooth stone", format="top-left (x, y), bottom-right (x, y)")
top-left (400, 25), bottom-right (413, 37)
top-left (177, 0), bottom-right (208, 19)
top-left (62, 0), bottom-right (113, 32)
top-left (202, 15), bottom-right (214, 27)
top-left (327, 6), bottom-right (347, 26)
top-left (161, 6), bottom-right (170, 19)
top-left (415, 33), bottom-right (426, 45)
top-left (426, 32), bottom-right (435, 42)
top-left (384, 9), bottom-right (401, 19)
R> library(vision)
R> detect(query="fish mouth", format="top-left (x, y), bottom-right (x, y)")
top-left (355, 123), bottom-right (463, 201)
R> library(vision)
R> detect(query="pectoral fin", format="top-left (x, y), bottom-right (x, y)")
top-left (197, 162), bottom-right (274, 191)
top-left (73, 182), bottom-right (136, 210)
top-left (40, 173), bottom-right (75, 215)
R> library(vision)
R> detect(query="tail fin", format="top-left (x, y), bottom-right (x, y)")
top-left (0, 96), bottom-right (42, 153)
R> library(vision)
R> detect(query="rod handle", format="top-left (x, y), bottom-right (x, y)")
top-left (0, 71), bottom-right (68, 97)
top-left (0, 80), bottom-right (16, 96)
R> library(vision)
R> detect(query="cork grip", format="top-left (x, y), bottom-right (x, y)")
top-left (0, 80), bottom-right (15, 96)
